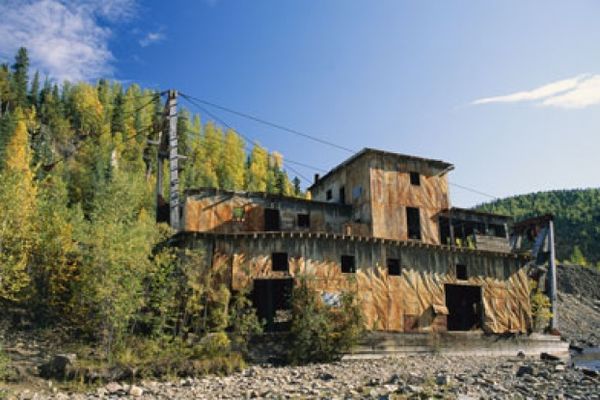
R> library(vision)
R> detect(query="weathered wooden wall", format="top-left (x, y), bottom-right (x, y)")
top-left (309, 151), bottom-right (451, 244)
top-left (183, 190), bottom-right (351, 234)
top-left (368, 154), bottom-right (450, 245)
top-left (178, 233), bottom-right (531, 334)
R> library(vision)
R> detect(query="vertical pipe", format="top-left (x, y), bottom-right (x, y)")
top-left (548, 219), bottom-right (558, 330)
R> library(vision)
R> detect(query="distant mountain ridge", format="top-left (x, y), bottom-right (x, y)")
top-left (476, 188), bottom-right (600, 264)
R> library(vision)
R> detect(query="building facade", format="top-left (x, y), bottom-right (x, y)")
top-left (176, 148), bottom-right (532, 334)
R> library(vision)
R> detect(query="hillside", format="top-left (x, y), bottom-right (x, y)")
top-left (477, 188), bottom-right (600, 264)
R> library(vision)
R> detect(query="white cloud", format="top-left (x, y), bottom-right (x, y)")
top-left (0, 0), bottom-right (136, 82)
top-left (472, 74), bottom-right (600, 109)
top-left (139, 31), bottom-right (165, 48)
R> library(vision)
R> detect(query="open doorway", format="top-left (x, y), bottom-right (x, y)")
top-left (252, 278), bottom-right (293, 331)
top-left (445, 284), bottom-right (482, 331)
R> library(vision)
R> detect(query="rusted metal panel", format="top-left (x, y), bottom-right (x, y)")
top-left (179, 233), bottom-right (532, 335)
top-left (183, 190), bottom-right (352, 234)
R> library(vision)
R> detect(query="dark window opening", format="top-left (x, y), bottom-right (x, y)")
top-left (252, 278), bottom-right (293, 332)
top-left (339, 186), bottom-right (346, 204)
top-left (232, 206), bottom-right (245, 221)
top-left (341, 255), bottom-right (356, 273)
top-left (297, 213), bottom-right (310, 228)
top-left (406, 207), bottom-right (421, 240)
top-left (387, 258), bottom-right (401, 276)
top-left (445, 284), bottom-right (482, 331)
top-left (410, 172), bottom-right (421, 186)
top-left (326, 189), bottom-right (332, 201)
top-left (456, 264), bottom-right (468, 280)
top-left (488, 224), bottom-right (507, 238)
top-left (272, 252), bottom-right (289, 272)
top-left (439, 216), bottom-right (451, 245)
top-left (264, 208), bottom-right (280, 231)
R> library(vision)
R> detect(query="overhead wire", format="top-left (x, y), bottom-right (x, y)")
top-left (180, 94), bottom-right (502, 200)
top-left (179, 95), bottom-right (319, 183)
top-left (179, 93), bottom-right (357, 154)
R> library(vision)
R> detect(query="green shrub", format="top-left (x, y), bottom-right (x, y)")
top-left (286, 277), bottom-right (364, 364)
top-left (530, 280), bottom-right (552, 332)
top-left (195, 332), bottom-right (231, 358)
top-left (228, 290), bottom-right (263, 355)
top-left (0, 342), bottom-right (8, 381)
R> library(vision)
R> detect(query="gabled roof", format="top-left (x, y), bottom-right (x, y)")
top-left (308, 148), bottom-right (454, 190)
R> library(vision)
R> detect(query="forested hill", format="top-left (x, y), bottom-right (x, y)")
top-left (0, 47), bottom-right (300, 328)
top-left (476, 188), bottom-right (600, 264)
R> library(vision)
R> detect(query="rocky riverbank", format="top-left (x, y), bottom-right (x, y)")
top-left (557, 264), bottom-right (600, 347)
top-left (9, 353), bottom-right (600, 399)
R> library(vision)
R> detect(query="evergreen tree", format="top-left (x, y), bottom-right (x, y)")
top-left (11, 47), bottom-right (29, 109)
top-left (293, 176), bottom-right (301, 196)
top-left (29, 70), bottom-right (40, 109)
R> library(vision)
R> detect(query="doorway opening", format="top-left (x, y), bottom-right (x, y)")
top-left (444, 284), bottom-right (482, 331)
top-left (251, 278), bottom-right (293, 331)
top-left (264, 208), bottom-right (280, 231)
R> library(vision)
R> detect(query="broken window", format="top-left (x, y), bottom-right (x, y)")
top-left (339, 186), bottom-right (346, 204)
top-left (387, 258), bottom-right (401, 276)
top-left (406, 207), bottom-right (421, 240)
top-left (264, 208), bottom-right (280, 231)
top-left (410, 172), bottom-right (421, 186)
top-left (326, 189), bottom-right (332, 201)
top-left (232, 206), bottom-right (245, 221)
top-left (297, 213), bottom-right (310, 228)
top-left (456, 264), bottom-right (468, 280)
top-left (341, 255), bottom-right (356, 273)
top-left (272, 252), bottom-right (289, 272)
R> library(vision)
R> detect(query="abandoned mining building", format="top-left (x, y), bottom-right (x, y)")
top-left (169, 148), bottom-right (539, 335)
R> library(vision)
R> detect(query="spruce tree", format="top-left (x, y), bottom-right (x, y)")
top-left (12, 47), bottom-right (29, 109)
top-left (29, 70), bottom-right (40, 109)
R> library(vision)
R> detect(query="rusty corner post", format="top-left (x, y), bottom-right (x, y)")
top-left (167, 89), bottom-right (180, 231)
top-left (548, 218), bottom-right (558, 330)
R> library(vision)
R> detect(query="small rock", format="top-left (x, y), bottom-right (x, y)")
top-left (105, 381), bottom-right (123, 394)
top-left (436, 374), bottom-right (451, 386)
top-left (517, 365), bottom-right (535, 377)
top-left (541, 352), bottom-right (561, 361)
top-left (581, 368), bottom-right (599, 378)
top-left (129, 385), bottom-right (144, 397)
top-left (317, 372), bottom-right (335, 381)
top-left (555, 364), bottom-right (566, 372)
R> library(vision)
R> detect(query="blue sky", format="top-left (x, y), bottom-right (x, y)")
top-left (1, 1), bottom-right (600, 206)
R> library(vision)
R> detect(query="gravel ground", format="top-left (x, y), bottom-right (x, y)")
top-left (12, 354), bottom-right (599, 399)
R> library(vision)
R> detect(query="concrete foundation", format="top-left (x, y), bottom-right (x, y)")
top-left (345, 331), bottom-right (570, 359)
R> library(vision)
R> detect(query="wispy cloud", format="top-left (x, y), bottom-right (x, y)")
top-left (0, 0), bottom-right (136, 82)
top-left (139, 31), bottom-right (165, 48)
top-left (472, 74), bottom-right (600, 109)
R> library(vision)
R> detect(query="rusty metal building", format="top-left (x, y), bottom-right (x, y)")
top-left (176, 148), bottom-right (532, 334)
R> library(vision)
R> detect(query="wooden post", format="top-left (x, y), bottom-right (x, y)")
top-left (548, 219), bottom-right (558, 330)
top-left (167, 90), bottom-right (180, 231)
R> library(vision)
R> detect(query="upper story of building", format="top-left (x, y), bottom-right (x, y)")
top-left (182, 148), bottom-right (513, 252)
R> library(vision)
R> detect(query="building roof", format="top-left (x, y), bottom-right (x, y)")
top-left (439, 207), bottom-right (513, 221)
top-left (308, 148), bottom-right (454, 191)
top-left (184, 187), bottom-right (352, 210)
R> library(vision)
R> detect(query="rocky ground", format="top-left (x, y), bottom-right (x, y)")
top-left (557, 264), bottom-right (600, 347)
top-left (2, 264), bottom-right (600, 399)
top-left (7, 354), bottom-right (600, 399)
